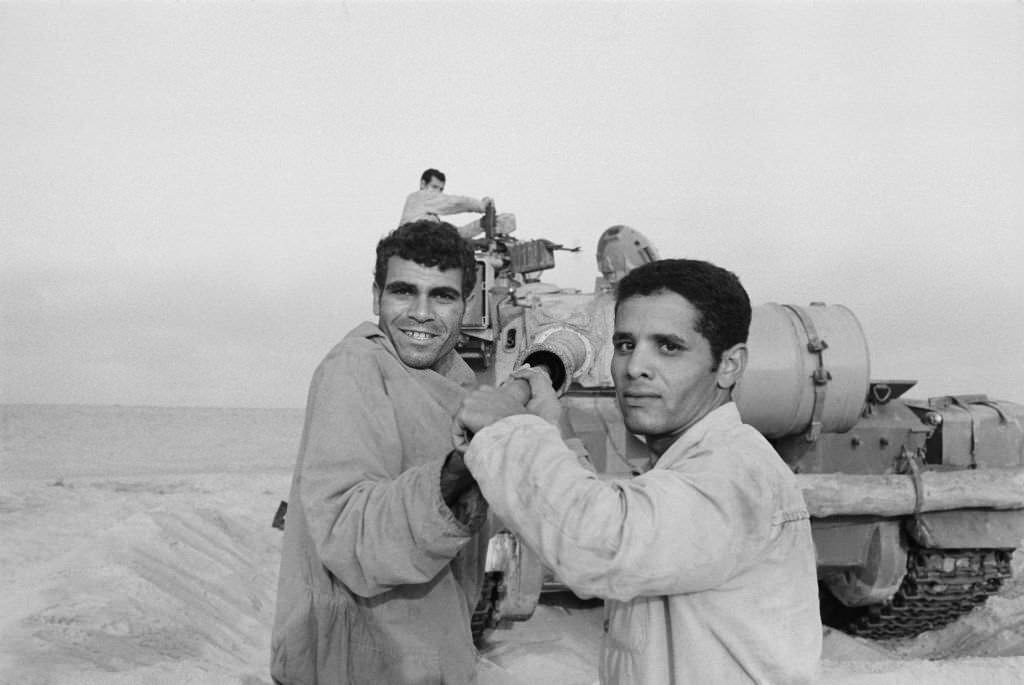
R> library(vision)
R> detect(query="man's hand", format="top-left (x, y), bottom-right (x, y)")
top-left (495, 212), bottom-right (516, 235)
top-left (451, 365), bottom-right (568, 452)
top-left (508, 365), bottom-right (562, 426)
top-left (453, 385), bottom-right (530, 447)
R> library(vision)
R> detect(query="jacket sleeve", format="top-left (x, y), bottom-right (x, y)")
top-left (464, 415), bottom-right (769, 602)
top-left (298, 347), bottom-right (478, 598)
top-left (400, 191), bottom-right (485, 224)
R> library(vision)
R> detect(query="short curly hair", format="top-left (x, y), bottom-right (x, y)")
top-left (616, 258), bottom-right (751, 368)
top-left (374, 221), bottom-right (477, 297)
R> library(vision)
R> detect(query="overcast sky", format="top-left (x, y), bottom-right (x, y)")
top-left (2, 1), bottom-right (1022, 409)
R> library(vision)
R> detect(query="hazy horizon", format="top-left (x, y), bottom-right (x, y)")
top-left (3, 2), bottom-right (1022, 409)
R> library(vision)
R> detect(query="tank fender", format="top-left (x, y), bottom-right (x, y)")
top-left (906, 508), bottom-right (1024, 549)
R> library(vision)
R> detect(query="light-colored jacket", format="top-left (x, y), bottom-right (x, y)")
top-left (399, 189), bottom-right (485, 226)
top-left (465, 403), bottom-right (822, 684)
top-left (271, 322), bottom-right (487, 685)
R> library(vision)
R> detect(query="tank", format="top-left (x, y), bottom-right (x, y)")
top-left (458, 211), bottom-right (1024, 643)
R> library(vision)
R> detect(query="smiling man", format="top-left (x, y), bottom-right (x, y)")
top-left (454, 259), bottom-right (822, 684)
top-left (271, 221), bottom-right (488, 685)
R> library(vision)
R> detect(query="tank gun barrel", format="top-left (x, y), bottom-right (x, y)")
top-left (493, 325), bottom-right (594, 409)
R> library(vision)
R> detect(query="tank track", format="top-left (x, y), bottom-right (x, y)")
top-left (843, 548), bottom-right (1014, 640)
top-left (471, 571), bottom-right (502, 647)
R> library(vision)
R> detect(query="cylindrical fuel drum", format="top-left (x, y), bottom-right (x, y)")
top-left (734, 303), bottom-right (870, 439)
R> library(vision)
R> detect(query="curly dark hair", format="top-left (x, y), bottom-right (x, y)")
top-left (616, 258), bottom-right (751, 368)
top-left (374, 221), bottom-right (477, 297)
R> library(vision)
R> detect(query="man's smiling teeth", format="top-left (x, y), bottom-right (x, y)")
top-left (404, 330), bottom-right (436, 340)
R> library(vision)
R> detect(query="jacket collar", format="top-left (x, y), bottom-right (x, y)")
top-left (651, 402), bottom-right (742, 470)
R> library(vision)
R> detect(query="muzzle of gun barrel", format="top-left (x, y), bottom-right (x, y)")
top-left (517, 326), bottom-right (593, 396)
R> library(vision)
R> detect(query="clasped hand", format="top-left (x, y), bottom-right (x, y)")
top-left (451, 365), bottom-right (562, 452)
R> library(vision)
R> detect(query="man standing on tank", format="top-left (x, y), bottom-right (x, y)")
top-left (271, 221), bottom-right (489, 684)
top-left (452, 258), bottom-right (822, 684)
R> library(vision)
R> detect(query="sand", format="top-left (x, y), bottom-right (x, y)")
top-left (2, 469), bottom-right (1023, 684)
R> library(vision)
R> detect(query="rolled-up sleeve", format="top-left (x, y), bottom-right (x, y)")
top-left (299, 347), bottom-right (475, 598)
top-left (465, 415), bottom-right (762, 602)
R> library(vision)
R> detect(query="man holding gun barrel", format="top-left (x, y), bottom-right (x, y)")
top-left (452, 258), bottom-right (823, 684)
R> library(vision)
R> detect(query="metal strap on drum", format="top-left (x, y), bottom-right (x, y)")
top-left (782, 304), bottom-right (832, 442)
top-left (901, 446), bottom-right (936, 548)
top-left (949, 396), bottom-right (981, 469)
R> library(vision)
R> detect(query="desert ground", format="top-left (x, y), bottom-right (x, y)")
top-left (2, 434), bottom-right (1023, 684)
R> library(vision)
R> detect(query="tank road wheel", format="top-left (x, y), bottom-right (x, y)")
top-left (821, 548), bottom-right (1014, 640)
top-left (471, 530), bottom-right (545, 647)
top-left (823, 522), bottom-right (908, 608)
